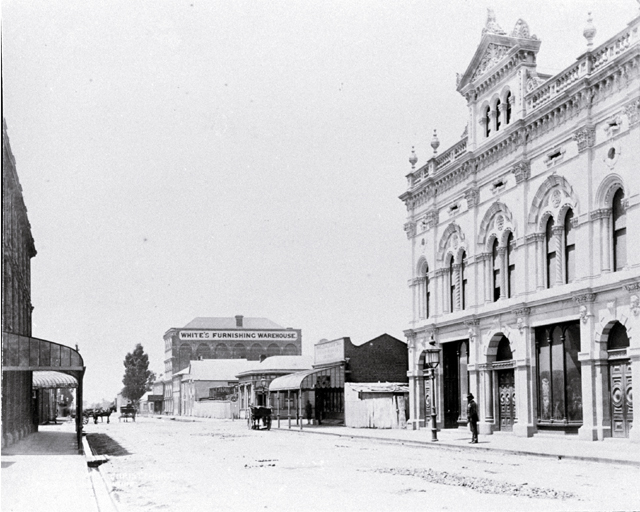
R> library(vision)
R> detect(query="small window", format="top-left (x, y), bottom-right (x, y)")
top-left (507, 233), bottom-right (515, 298)
top-left (546, 217), bottom-right (556, 288)
top-left (492, 239), bottom-right (500, 302)
top-left (461, 252), bottom-right (468, 310)
top-left (495, 99), bottom-right (502, 132)
top-left (425, 265), bottom-right (431, 319)
top-left (564, 210), bottom-right (575, 283)
top-left (449, 257), bottom-right (455, 312)
top-left (505, 92), bottom-right (512, 124)
top-left (612, 189), bottom-right (626, 271)
top-left (485, 106), bottom-right (491, 137)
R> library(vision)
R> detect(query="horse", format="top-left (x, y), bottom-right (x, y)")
top-left (93, 404), bottom-right (117, 424)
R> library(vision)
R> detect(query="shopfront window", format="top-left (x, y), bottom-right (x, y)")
top-left (536, 321), bottom-right (582, 424)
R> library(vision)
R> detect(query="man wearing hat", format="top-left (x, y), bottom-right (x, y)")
top-left (467, 393), bottom-right (479, 443)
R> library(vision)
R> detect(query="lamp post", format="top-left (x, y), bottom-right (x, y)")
top-left (425, 342), bottom-right (441, 442)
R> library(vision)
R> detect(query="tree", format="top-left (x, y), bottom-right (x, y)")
top-left (122, 344), bottom-right (154, 406)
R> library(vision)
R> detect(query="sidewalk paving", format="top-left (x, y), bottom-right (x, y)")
top-left (1, 421), bottom-right (99, 512)
top-left (269, 419), bottom-right (640, 467)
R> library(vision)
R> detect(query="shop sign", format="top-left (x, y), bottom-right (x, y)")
top-left (179, 330), bottom-right (298, 342)
top-left (315, 338), bottom-right (345, 365)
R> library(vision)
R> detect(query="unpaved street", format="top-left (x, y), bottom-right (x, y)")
top-left (87, 417), bottom-right (639, 512)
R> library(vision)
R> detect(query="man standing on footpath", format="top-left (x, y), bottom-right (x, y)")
top-left (467, 393), bottom-right (479, 443)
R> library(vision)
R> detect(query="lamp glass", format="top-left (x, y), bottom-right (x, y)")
top-left (425, 347), bottom-right (440, 368)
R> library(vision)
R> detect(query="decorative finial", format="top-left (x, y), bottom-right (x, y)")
top-left (430, 130), bottom-right (440, 156)
top-left (409, 146), bottom-right (418, 170)
top-left (482, 8), bottom-right (506, 36)
top-left (583, 12), bottom-right (596, 49)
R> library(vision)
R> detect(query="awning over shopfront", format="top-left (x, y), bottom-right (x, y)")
top-left (269, 365), bottom-right (344, 392)
top-left (32, 371), bottom-right (79, 390)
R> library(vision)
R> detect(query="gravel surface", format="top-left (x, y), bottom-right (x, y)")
top-left (87, 416), bottom-right (640, 512)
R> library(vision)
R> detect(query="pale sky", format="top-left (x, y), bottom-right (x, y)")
top-left (2, 0), bottom-right (636, 404)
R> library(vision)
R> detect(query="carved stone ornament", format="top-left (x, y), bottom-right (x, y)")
top-left (496, 214), bottom-right (505, 231)
top-left (452, 233), bottom-right (459, 249)
top-left (404, 222), bottom-right (416, 239)
top-left (573, 291), bottom-right (597, 304)
top-left (511, 18), bottom-right (534, 39)
top-left (624, 282), bottom-right (640, 292)
top-left (472, 43), bottom-right (510, 81)
top-left (550, 189), bottom-right (562, 208)
top-left (465, 187), bottom-right (479, 208)
top-left (573, 125), bottom-right (595, 152)
top-left (630, 295), bottom-right (640, 317)
top-left (623, 98), bottom-right (640, 126)
top-left (511, 160), bottom-right (531, 183)
top-left (517, 317), bottom-right (525, 333)
top-left (579, 305), bottom-right (589, 324)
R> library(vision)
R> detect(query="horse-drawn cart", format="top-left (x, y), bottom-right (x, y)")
top-left (119, 405), bottom-right (137, 422)
top-left (247, 406), bottom-right (272, 430)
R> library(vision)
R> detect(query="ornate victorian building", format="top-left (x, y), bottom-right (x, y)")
top-left (400, 11), bottom-right (639, 441)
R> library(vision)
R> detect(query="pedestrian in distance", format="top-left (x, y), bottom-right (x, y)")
top-left (467, 393), bottom-right (479, 443)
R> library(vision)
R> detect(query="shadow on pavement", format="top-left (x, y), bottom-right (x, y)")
top-left (1, 430), bottom-right (78, 456)
top-left (86, 433), bottom-right (130, 456)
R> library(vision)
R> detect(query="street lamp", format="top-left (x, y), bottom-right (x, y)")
top-left (425, 340), bottom-right (441, 442)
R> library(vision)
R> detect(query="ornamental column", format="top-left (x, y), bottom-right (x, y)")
top-left (453, 263), bottom-right (462, 311)
top-left (406, 331), bottom-right (420, 430)
top-left (537, 233), bottom-right (546, 290)
top-left (498, 247), bottom-right (508, 299)
top-left (481, 253), bottom-right (492, 303)
top-left (625, 284), bottom-right (640, 442)
top-left (479, 364), bottom-right (494, 435)
top-left (553, 225), bottom-right (565, 286)
top-left (574, 291), bottom-right (599, 440)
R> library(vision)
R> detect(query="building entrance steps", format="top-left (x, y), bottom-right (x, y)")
top-left (272, 423), bottom-right (640, 467)
top-left (1, 421), bottom-right (99, 512)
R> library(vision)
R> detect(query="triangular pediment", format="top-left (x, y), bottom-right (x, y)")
top-left (456, 12), bottom-right (541, 94)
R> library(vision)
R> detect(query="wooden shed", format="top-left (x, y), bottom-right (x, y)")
top-left (344, 382), bottom-right (409, 429)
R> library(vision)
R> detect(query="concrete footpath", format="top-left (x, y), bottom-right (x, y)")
top-left (268, 419), bottom-right (640, 467)
top-left (1, 421), bottom-right (103, 512)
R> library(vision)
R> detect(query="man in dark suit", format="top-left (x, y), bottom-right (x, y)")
top-left (467, 393), bottom-right (479, 443)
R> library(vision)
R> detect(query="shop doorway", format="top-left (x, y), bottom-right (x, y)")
top-left (610, 361), bottom-right (632, 438)
top-left (495, 335), bottom-right (515, 431)
top-left (498, 370), bottom-right (515, 431)
top-left (443, 343), bottom-right (459, 428)
top-left (608, 321), bottom-right (632, 438)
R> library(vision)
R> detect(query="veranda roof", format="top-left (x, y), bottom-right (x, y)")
top-left (32, 371), bottom-right (78, 389)
top-left (268, 365), bottom-right (343, 392)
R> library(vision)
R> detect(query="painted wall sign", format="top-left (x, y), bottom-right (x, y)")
top-left (178, 330), bottom-right (298, 342)
top-left (314, 338), bottom-right (345, 366)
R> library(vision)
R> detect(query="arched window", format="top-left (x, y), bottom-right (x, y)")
top-left (496, 336), bottom-right (513, 361)
top-left (492, 239), bottom-right (500, 302)
top-left (505, 91), bottom-right (512, 124)
top-left (485, 106), bottom-right (491, 137)
top-left (267, 343), bottom-right (280, 357)
top-left (234, 343), bottom-right (247, 359)
top-left (546, 217), bottom-right (556, 288)
top-left (214, 344), bottom-right (229, 359)
top-left (449, 257), bottom-right (455, 312)
top-left (283, 343), bottom-right (298, 355)
top-left (506, 232), bottom-right (515, 298)
top-left (608, 322), bottom-right (629, 350)
top-left (612, 189), bottom-right (626, 271)
top-left (424, 265), bottom-right (431, 319)
top-left (250, 343), bottom-right (263, 360)
top-left (564, 210), bottom-right (575, 283)
top-left (196, 343), bottom-right (211, 360)
top-left (461, 252), bottom-right (468, 310)
top-left (495, 99), bottom-right (502, 132)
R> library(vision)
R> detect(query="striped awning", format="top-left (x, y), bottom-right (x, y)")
top-left (32, 371), bottom-right (78, 389)
top-left (268, 365), bottom-right (343, 392)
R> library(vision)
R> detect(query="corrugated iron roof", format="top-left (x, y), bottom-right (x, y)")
top-left (32, 371), bottom-right (78, 389)
top-left (183, 317), bottom-right (286, 329)
top-left (182, 359), bottom-right (255, 381)
top-left (236, 355), bottom-right (313, 376)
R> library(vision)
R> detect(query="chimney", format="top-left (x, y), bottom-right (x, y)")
top-left (235, 315), bottom-right (244, 327)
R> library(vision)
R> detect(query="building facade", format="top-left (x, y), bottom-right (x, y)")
top-left (400, 11), bottom-right (639, 441)
top-left (162, 315), bottom-right (301, 413)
